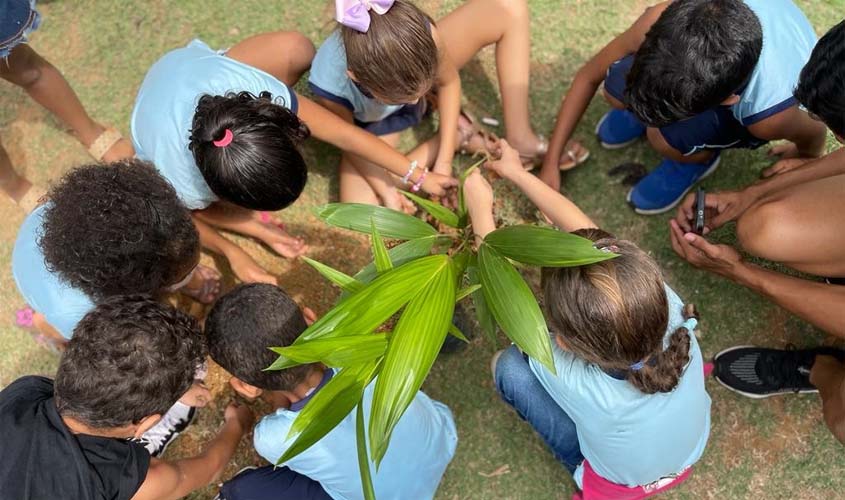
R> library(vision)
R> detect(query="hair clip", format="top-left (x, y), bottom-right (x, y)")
top-left (336, 0), bottom-right (395, 33)
top-left (595, 243), bottom-right (620, 254)
top-left (213, 129), bottom-right (234, 148)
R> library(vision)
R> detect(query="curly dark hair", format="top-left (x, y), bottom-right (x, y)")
top-left (54, 295), bottom-right (206, 428)
top-left (795, 20), bottom-right (845, 137)
top-left (189, 91), bottom-right (310, 211)
top-left (625, 0), bottom-right (762, 127)
top-left (39, 160), bottom-right (199, 301)
top-left (205, 283), bottom-right (311, 391)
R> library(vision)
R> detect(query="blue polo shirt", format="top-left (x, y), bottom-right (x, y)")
top-left (254, 371), bottom-right (457, 500)
top-left (530, 285), bottom-right (711, 488)
top-left (131, 39), bottom-right (298, 210)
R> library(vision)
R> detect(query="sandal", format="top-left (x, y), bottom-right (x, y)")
top-left (177, 265), bottom-right (222, 304)
top-left (519, 137), bottom-right (591, 172)
top-left (87, 127), bottom-right (127, 162)
top-left (15, 306), bottom-right (65, 354)
top-left (457, 110), bottom-right (499, 157)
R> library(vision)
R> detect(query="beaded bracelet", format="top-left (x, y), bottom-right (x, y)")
top-left (411, 169), bottom-right (428, 192)
top-left (401, 160), bottom-right (419, 185)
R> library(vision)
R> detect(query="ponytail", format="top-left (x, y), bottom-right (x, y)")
top-left (627, 326), bottom-right (692, 394)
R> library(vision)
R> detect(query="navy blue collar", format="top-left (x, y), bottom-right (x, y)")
top-left (289, 369), bottom-right (334, 412)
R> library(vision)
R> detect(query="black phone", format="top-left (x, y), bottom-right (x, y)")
top-left (694, 187), bottom-right (706, 235)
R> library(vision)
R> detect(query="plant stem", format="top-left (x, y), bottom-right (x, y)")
top-left (356, 403), bottom-right (376, 500)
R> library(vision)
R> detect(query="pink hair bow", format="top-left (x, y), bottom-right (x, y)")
top-left (336, 0), bottom-right (395, 33)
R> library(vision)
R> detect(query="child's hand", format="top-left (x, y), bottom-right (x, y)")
top-left (485, 140), bottom-right (525, 180)
top-left (463, 170), bottom-right (494, 212)
top-left (302, 306), bottom-right (318, 326)
top-left (179, 381), bottom-right (212, 408)
top-left (224, 402), bottom-right (255, 434)
top-left (422, 171), bottom-right (459, 197)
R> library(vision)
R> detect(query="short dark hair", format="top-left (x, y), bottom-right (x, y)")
top-left (205, 283), bottom-right (311, 391)
top-left (795, 20), bottom-right (845, 137)
top-left (341, 0), bottom-right (438, 103)
top-left (189, 91), bottom-right (310, 211)
top-left (54, 295), bottom-right (206, 428)
top-left (40, 160), bottom-right (199, 301)
top-left (625, 0), bottom-right (763, 127)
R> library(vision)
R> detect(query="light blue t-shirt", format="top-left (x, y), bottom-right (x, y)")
top-left (11, 204), bottom-right (94, 339)
top-left (530, 285), bottom-right (711, 488)
top-left (254, 372), bottom-right (458, 500)
top-left (131, 39), bottom-right (298, 210)
top-left (308, 31), bottom-right (405, 124)
top-left (731, 0), bottom-right (817, 125)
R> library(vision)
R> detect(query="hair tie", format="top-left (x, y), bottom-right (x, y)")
top-left (213, 129), bottom-right (234, 148)
top-left (336, 0), bottom-right (395, 33)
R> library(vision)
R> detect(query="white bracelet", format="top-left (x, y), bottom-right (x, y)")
top-left (401, 160), bottom-right (419, 185)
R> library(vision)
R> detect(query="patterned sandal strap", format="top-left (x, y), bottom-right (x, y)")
top-left (17, 185), bottom-right (46, 214)
top-left (87, 127), bottom-right (123, 161)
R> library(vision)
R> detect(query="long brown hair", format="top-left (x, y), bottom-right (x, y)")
top-left (542, 229), bottom-right (691, 394)
top-left (341, 0), bottom-right (438, 103)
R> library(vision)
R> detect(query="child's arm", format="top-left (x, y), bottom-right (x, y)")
top-left (464, 170), bottom-right (496, 242)
top-left (539, 2), bottom-right (670, 189)
top-left (746, 105), bottom-right (827, 159)
top-left (131, 402), bottom-right (254, 500)
top-left (431, 26), bottom-right (461, 177)
top-left (192, 216), bottom-right (277, 285)
top-left (488, 141), bottom-right (597, 232)
top-left (296, 94), bottom-right (458, 196)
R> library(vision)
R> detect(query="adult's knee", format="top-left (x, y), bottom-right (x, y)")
top-left (736, 197), bottom-right (789, 261)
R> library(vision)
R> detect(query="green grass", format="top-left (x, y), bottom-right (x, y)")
top-left (1, 1), bottom-right (844, 498)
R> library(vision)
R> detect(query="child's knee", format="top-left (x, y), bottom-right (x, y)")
top-left (601, 87), bottom-right (626, 110)
top-left (493, 0), bottom-right (529, 19)
top-left (285, 31), bottom-right (316, 67)
top-left (0, 46), bottom-right (46, 87)
top-left (493, 346), bottom-right (532, 395)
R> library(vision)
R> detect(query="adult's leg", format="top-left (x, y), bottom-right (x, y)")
top-left (810, 355), bottom-right (845, 445)
top-left (226, 32), bottom-right (316, 86)
top-left (218, 465), bottom-right (331, 500)
top-left (493, 346), bottom-right (583, 473)
top-left (736, 174), bottom-right (845, 277)
top-left (436, 0), bottom-right (543, 156)
top-left (0, 45), bottom-right (133, 161)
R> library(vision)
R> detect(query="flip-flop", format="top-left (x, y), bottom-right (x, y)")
top-left (558, 141), bottom-right (591, 171)
top-left (87, 127), bottom-right (126, 162)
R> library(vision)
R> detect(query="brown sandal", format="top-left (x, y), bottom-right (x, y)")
top-left (457, 109), bottom-right (498, 157)
top-left (519, 137), bottom-right (591, 172)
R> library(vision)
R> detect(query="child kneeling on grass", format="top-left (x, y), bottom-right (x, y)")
top-left (205, 283), bottom-right (458, 500)
top-left (0, 295), bottom-right (254, 500)
top-left (465, 141), bottom-right (711, 499)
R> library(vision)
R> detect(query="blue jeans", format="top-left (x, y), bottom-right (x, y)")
top-left (494, 346), bottom-right (584, 473)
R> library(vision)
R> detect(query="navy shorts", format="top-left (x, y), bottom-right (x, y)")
top-left (0, 0), bottom-right (40, 59)
top-left (218, 466), bottom-right (331, 500)
top-left (604, 55), bottom-right (767, 156)
top-left (310, 82), bottom-right (429, 137)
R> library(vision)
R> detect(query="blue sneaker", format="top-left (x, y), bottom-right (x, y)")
top-left (595, 109), bottom-right (646, 149)
top-left (626, 153), bottom-right (721, 215)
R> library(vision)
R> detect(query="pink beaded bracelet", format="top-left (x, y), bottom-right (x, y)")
top-left (411, 169), bottom-right (428, 192)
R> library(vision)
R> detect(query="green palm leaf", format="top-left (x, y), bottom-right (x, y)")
top-left (267, 334), bottom-right (388, 370)
top-left (302, 257), bottom-right (364, 294)
top-left (370, 219), bottom-right (393, 273)
top-left (467, 261), bottom-right (497, 343)
top-left (484, 225), bottom-right (618, 267)
top-left (368, 257), bottom-right (456, 465)
top-left (316, 203), bottom-right (437, 240)
top-left (478, 244), bottom-right (555, 373)
top-left (400, 191), bottom-right (459, 228)
top-left (278, 360), bottom-right (380, 464)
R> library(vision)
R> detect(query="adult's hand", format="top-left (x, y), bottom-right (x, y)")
top-left (669, 219), bottom-right (744, 280)
top-left (674, 190), bottom-right (756, 234)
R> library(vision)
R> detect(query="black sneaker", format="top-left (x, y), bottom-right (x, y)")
top-left (133, 402), bottom-right (196, 457)
top-left (713, 345), bottom-right (845, 399)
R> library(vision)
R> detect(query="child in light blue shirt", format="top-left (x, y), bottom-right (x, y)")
top-left (464, 141), bottom-right (711, 496)
top-left (206, 283), bottom-right (457, 500)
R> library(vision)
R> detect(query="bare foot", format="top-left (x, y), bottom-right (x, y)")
top-left (178, 265), bottom-right (222, 304)
top-left (456, 113), bottom-right (497, 156)
top-left (228, 248), bottom-right (277, 285)
top-left (256, 211), bottom-right (309, 258)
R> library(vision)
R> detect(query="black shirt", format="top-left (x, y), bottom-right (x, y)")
top-left (0, 376), bottom-right (151, 500)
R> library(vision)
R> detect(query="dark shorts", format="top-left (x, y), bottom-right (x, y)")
top-left (309, 81), bottom-right (428, 136)
top-left (0, 0), bottom-right (40, 59)
top-left (218, 466), bottom-right (331, 500)
top-left (604, 54), bottom-right (768, 156)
